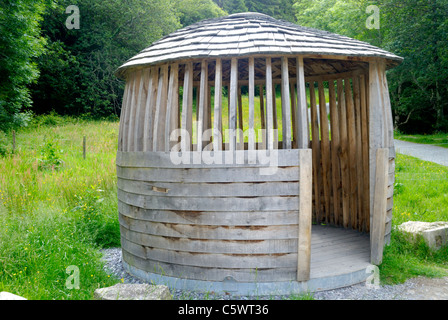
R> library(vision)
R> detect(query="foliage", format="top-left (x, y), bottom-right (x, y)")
top-left (0, 0), bottom-right (53, 132)
top-left (174, 0), bottom-right (226, 27)
top-left (294, 0), bottom-right (448, 133)
top-left (37, 138), bottom-right (64, 171)
top-left (246, 0), bottom-right (297, 22)
top-left (30, 0), bottom-right (180, 118)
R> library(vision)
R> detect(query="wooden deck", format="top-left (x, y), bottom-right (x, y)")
top-left (310, 224), bottom-right (370, 281)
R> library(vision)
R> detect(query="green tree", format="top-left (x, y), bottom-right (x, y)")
top-left (222, 0), bottom-right (247, 14)
top-left (0, 0), bottom-right (52, 131)
top-left (246, 0), bottom-right (297, 22)
top-left (31, 0), bottom-right (180, 117)
top-left (174, 0), bottom-right (226, 27)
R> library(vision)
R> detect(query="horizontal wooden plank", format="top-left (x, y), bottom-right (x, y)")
top-left (122, 250), bottom-right (297, 282)
top-left (118, 201), bottom-right (299, 225)
top-left (120, 225), bottom-right (297, 254)
top-left (122, 239), bottom-right (297, 269)
top-left (117, 178), bottom-right (299, 197)
top-left (119, 214), bottom-right (298, 240)
top-left (116, 166), bottom-right (300, 183)
top-left (116, 149), bottom-right (301, 168)
top-left (118, 189), bottom-right (300, 211)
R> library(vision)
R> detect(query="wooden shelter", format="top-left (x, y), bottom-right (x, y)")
top-left (115, 12), bottom-right (402, 294)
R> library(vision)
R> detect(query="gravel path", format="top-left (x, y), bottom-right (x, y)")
top-left (100, 248), bottom-right (448, 300)
top-left (394, 139), bottom-right (448, 166)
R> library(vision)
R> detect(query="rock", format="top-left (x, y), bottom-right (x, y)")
top-left (0, 292), bottom-right (27, 300)
top-left (397, 221), bottom-right (448, 250)
top-left (94, 283), bottom-right (172, 300)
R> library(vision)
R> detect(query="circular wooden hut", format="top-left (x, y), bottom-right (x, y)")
top-left (115, 12), bottom-right (402, 295)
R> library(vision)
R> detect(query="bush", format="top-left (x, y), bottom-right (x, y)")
top-left (37, 138), bottom-right (64, 170)
top-left (0, 132), bottom-right (10, 157)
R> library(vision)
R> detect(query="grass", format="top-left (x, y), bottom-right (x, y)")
top-left (0, 116), bottom-right (121, 299)
top-left (379, 153), bottom-right (448, 284)
top-left (395, 131), bottom-right (448, 148)
top-left (0, 110), bottom-right (447, 299)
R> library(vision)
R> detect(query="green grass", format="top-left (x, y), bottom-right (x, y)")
top-left (0, 116), bottom-right (121, 299)
top-left (379, 153), bottom-right (448, 284)
top-left (395, 131), bottom-right (448, 148)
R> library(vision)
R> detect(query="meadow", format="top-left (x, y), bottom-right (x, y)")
top-left (0, 111), bottom-right (447, 299)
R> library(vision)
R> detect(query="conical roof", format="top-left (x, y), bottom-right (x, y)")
top-left (116, 12), bottom-right (402, 77)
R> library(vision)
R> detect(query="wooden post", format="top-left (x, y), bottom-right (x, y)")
top-left (297, 148), bottom-right (312, 281)
top-left (371, 148), bottom-right (389, 265)
top-left (12, 130), bottom-right (16, 153)
top-left (197, 60), bottom-right (208, 152)
top-left (259, 84), bottom-right (266, 150)
top-left (213, 58), bottom-right (223, 151)
top-left (181, 62), bottom-right (193, 151)
top-left (128, 70), bottom-right (142, 152)
top-left (281, 56), bottom-right (291, 149)
top-left (309, 81), bottom-right (322, 221)
top-left (266, 58), bottom-right (274, 150)
top-left (153, 64), bottom-right (169, 151)
top-left (83, 136), bottom-right (86, 159)
top-left (229, 58), bottom-right (238, 151)
top-left (248, 57), bottom-right (255, 151)
top-left (166, 63), bottom-right (179, 152)
top-left (318, 80), bottom-right (331, 222)
top-left (296, 57), bottom-right (309, 149)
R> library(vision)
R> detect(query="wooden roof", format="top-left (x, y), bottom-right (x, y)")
top-left (116, 12), bottom-right (402, 77)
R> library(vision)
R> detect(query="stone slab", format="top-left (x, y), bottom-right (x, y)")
top-left (94, 283), bottom-right (172, 300)
top-left (397, 221), bottom-right (448, 250)
top-left (0, 292), bottom-right (27, 300)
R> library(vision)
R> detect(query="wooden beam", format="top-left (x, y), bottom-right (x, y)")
top-left (296, 57), bottom-right (309, 149)
top-left (266, 58), bottom-right (274, 150)
top-left (259, 84), bottom-right (266, 150)
top-left (153, 64), bottom-right (169, 151)
top-left (181, 62), bottom-right (193, 151)
top-left (237, 85), bottom-right (244, 150)
top-left (127, 70), bottom-right (141, 152)
top-left (360, 74), bottom-right (370, 231)
top-left (370, 148), bottom-right (389, 265)
top-left (281, 56), bottom-right (292, 149)
top-left (309, 81), bottom-right (322, 221)
top-left (248, 57), bottom-right (255, 151)
top-left (297, 148), bottom-right (312, 281)
top-left (213, 58), bottom-right (223, 151)
top-left (143, 67), bottom-right (158, 152)
top-left (134, 69), bottom-right (149, 152)
top-left (118, 78), bottom-right (131, 151)
top-left (229, 58), bottom-right (238, 151)
top-left (197, 60), bottom-right (208, 152)
top-left (166, 63), bottom-right (179, 152)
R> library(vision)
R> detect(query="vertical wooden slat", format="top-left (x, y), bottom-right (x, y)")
top-left (229, 58), bottom-right (238, 151)
top-left (272, 83), bottom-right (278, 148)
top-left (265, 58), bottom-right (274, 150)
top-left (127, 71), bottom-right (141, 152)
top-left (197, 60), bottom-right (208, 152)
top-left (143, 67), bottom-right (159, 151)
top-left (345, 78), bottom-right (358, 229)
top-left (328, 80), bottom-right (341, 226)
top-left (370, 148), bottom-right (389, 265)
top-left (213, 58), bottom-right (223, 151)
top-left (337, 79), bottom-right (350, 228)
top-left (134, 69), bottom-right (149, 152)
top-left (259, 84), bottom-right (266, 150)
top-left (353, 76), bottom-right (364, 231)
top-left (360, 74), bottom-right (370, 231)
top-left (290, 83), bottom-right (297, 149)
top-left (318, 80), bottom-right (331, 223)
top-left (181, 62), bottom-right (193, 151)
top-left (297, 148), bottom-right (312, 281)
top-left (166, 63), bottom-right (179, 152)
top-left (281, 56), bottom-right (292, 150)
top-left (309, 81), bottom-right (322, 221)
top-left (296, 57), bottom-right (309, 149)
top-left (118, 78), bottom-right (131, 151)
top-left (153, 64), bottom-right (169, 151)
top-left (248, 57), bottom-right (255, 151)
top-left (237, 85), bottom-right (244, 150)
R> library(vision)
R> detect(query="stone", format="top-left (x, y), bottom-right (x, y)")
top-left (397, 221), bottom-right (448, 250)
top-left (0, 292), bottom-right (27, 300)
top-left (94, 283), bottom-right (172, 300)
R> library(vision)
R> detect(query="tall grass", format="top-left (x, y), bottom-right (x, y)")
top-left (0, 117), bottom-right (121, 299)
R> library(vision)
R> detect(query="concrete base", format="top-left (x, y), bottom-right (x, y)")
top-left (123, 260), bottom-right (372, 296)
top-left (398, 221), bottom-right (448, 250)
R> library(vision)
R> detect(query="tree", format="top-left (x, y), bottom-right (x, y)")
top-left (222, 0), bottom-right (247, 14)
top-left (30, 0), bottom-right (180, 117)
top-left (0, 0), bottom-right (52, 131)
top-left (246, 0), bottom-right (297, 22)
top-left (174, 0), bottom-right (226, 27)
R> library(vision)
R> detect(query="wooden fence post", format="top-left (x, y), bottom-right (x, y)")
top-left (370, 148), bottom-right (389, 265)
top-left (83, 136), bottom-right (86, 159)
top-left (297, 148), bottom-right (312, 281)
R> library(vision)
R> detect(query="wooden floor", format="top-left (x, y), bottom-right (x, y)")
top-left (310, 224), bottom-right (371, 280)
